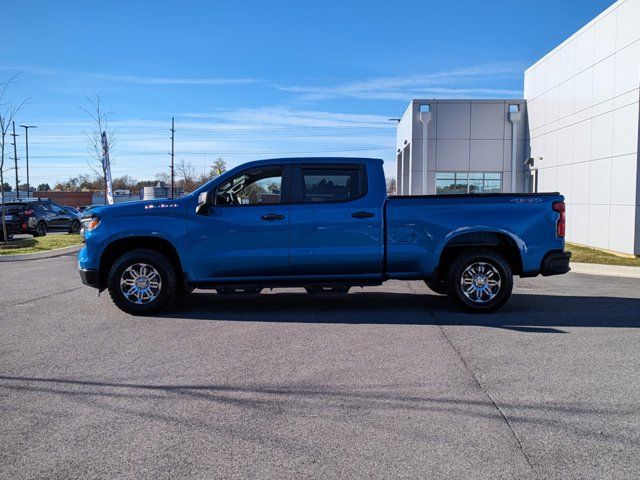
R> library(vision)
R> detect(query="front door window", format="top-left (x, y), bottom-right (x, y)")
top-left (215, 166), bottom-right (282, 206)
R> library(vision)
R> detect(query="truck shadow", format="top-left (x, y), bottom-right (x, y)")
top-left (163, 291), bottom-right (640, 332)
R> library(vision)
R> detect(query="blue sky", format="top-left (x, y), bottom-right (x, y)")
top-left (1, 0), bottom-right (613, 186)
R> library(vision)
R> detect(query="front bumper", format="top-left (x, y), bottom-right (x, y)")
top-left (79, 268), bottom-right (102, 289)
top-left (541, 251), bottom-right (571, 276)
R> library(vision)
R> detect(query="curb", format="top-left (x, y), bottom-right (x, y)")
top-left (570, 262), bottom-right (640, 279)
top-left (0, 244), bottom-right (83, 262)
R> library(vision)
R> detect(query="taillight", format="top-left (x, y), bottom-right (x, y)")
top-left (553, 201), bottom-right (566, 238)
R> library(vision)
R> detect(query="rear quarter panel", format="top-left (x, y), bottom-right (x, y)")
top-left (385, 194), bottom-right (565, 279)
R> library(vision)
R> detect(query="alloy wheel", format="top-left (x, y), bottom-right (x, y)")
top-left (459, 261), bottom-right (502, 304)
top-left (120, 263), bottom-right (162, 305)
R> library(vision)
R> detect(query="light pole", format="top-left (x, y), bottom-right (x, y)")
top-left (11, 122), bottom-right (19, 198)
top-left (20, 125), bottom-right (37, 198)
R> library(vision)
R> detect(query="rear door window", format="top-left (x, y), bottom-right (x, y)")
top-left (301, 166), bottom-right (364, 203)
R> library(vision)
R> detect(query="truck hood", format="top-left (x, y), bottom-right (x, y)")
top-left (84, 197), bottom-right (191, 218)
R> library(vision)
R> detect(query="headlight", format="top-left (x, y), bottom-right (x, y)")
top-left (82, 216), bottom-right (101, 231)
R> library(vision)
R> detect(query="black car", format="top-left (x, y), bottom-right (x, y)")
top-left (1, 199), bottom-right (82, 238)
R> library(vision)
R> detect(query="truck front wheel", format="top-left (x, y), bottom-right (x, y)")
top-left (446, 249), bottom-right (513, 313)
top-left (107, 248), bottom-right (177, 315)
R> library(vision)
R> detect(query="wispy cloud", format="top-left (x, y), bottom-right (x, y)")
top-left (88, 73), bottom-right (257, 85)
top-left (278, 63), bottom-right (524, 100)
top-left (180, 106), bottom-right (393, 129)
top-left (24, 105), bottom-right (397, 184)
top-left (0, 63), bottom-right (259, 86)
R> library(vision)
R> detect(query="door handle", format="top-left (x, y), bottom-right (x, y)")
top-left (351, 211), bottom-right (375, 219)
top-left (261, 213), bottom-right (285, 221)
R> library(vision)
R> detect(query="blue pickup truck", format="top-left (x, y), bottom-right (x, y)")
top-left (78, 157), bottom-right (570, 315)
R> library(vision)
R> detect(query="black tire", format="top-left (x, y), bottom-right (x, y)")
top-left (70, 220), bottom-right (81, 234)
top-left (107, 248), bottom-right (177, 315)
top-left (446, 249), bottom-right (513, 313)
top-left (34, 222), bottom-right (47, 237)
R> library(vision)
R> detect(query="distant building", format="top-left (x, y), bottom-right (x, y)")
top-left (396, 0), bottom-right (640, 254)
top-left (395, 99), bottom-right (527, 196)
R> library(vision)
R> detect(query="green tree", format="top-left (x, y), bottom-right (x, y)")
top-left (1, 182), bottom-right (12, 192)
top-left (37, 183), bottom-right (51, 191)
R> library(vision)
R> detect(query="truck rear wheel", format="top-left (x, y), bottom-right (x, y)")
top-left (446, 249), bottom-right (512, 313)
top-left (107, 248), bottom-right (177, 315)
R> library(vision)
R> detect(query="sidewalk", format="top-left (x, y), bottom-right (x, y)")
top-left (570, 262), bottom-right (640, 279)
top-left (0, 245), bottom-right (82, 262)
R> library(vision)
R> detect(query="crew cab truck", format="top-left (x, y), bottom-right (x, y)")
top-left (78, 157), bottom-right (570, 315)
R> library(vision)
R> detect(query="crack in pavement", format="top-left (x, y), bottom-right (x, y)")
top-left (412, 284), bottom-right (536, 474)
top-left (3, 286), bottom-right (84, 309)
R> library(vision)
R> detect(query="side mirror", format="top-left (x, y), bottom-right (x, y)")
top-left (196, 190), bottom-right (214, 215)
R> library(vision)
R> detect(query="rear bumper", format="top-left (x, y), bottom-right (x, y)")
top-left (79, 268), bottom-right (102, 289)
top-left (2, 221), bottom-right (24, 234)
top-left (541, 251), bottom-right (571, 276)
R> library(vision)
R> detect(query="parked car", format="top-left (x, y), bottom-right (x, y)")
top-left (0, 203), bottom-right (21, 240)
top-left (1, 199), bottom-right (82, 237)
top-left (78, 157), bottom-right (570, 315)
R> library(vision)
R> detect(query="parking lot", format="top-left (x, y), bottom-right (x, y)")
top-left (1, 253), bottom-right (639, 479)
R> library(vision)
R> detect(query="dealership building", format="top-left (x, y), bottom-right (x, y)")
top-left (396, 0), bottom-right (639, 254)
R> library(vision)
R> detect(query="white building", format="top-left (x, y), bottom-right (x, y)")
top-left (525, 0), bottom-right (640, 254)
top-left (396, 0), bottom-right (640, 255)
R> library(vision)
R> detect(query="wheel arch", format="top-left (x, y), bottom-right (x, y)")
top-left (99, 236), bottom-right (184, 288)
top-left (434, 229), bottom-right (524, 283)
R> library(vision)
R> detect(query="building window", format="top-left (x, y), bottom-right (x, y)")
top-left (436, 172), bottom-right (468, 194)
top-left (436, 172), bottom-right (502, 194)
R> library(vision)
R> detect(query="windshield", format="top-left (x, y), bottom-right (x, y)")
top-left (2, 203), bottom-right (28, 214)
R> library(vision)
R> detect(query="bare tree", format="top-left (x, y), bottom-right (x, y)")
top-left (79, 95), bottom-right (116, 203)
top-left (155, 172), bottom-right (170, 184)
top-left (209, 157), bottom-right (227, 179)
top-left (386, 177), bottom-right (397, 195)
top-left (0, 75), bottom-right (29, 244)
top-left (176, 158), bottom-right (196, 193)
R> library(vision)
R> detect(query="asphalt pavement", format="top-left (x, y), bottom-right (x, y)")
top-left (1, 254), bottom-right (639, 479)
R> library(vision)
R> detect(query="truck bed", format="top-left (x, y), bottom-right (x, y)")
top-left (384, 192), bottom-right (565, 279)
